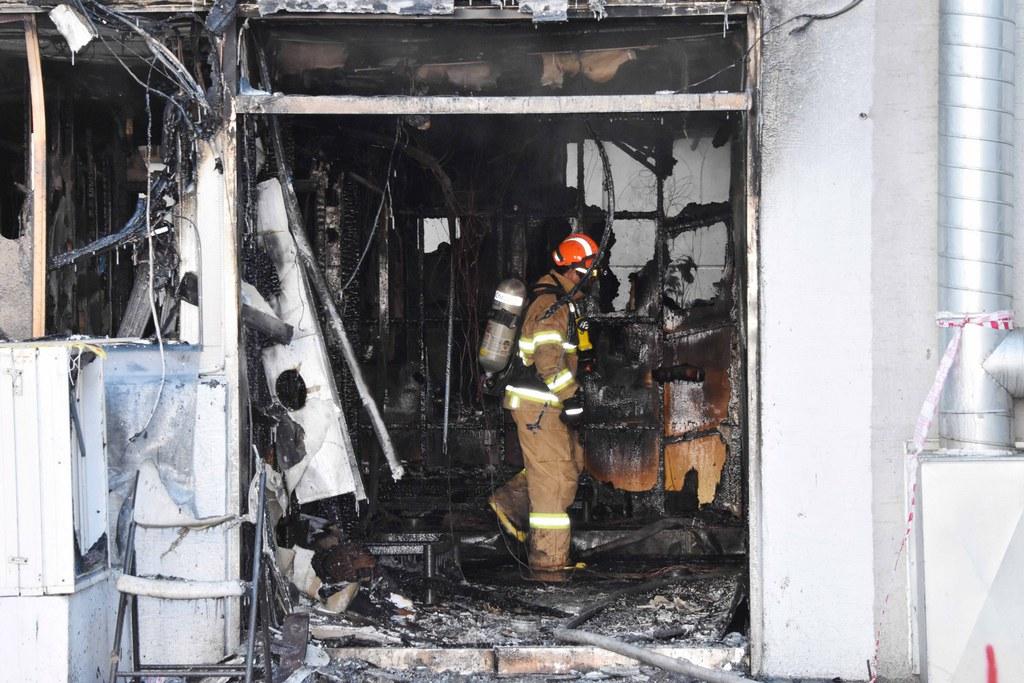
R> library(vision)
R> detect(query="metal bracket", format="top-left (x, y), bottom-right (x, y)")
top-left (4, 368), bottom-right (23, 396)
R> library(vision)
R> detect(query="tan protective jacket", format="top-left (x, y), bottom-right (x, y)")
top-left (504, 271), bottom-right (581, 408)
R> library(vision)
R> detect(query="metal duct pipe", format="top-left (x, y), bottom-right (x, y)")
top-left (938, 0), bottom-right (1016, 450)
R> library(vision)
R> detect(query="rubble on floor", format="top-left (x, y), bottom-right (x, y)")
top-left (380, 564), bottom-right (745, 648)
top-left (263, 554), bottom-right (746, 679)
top-left (303, 659), bottom-right (704, 682)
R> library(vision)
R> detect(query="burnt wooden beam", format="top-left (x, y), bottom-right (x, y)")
top-left (235, 93), bottom-right (751, 116)
top-left (25, 15), bottom-right (46, 337)
top-left (117, 265), bottom-right (153, 338)
top-left (321, 644), bottom-right (746, 676)
top-left (665, 201), bottom-right (732, 236)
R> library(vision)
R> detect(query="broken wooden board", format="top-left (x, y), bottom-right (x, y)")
top-left (663, 326), bottom-right (735, 436)
top-left (496, 645), bottom-right (746, 675)
top-left (324, 644), bottom-right (746, 675)
top-left (326, 647), bottom-right (495, 674)
top-left (664, 433), bottom-right (728, 505)
top-left (585, 429), bottom-right (659, 493)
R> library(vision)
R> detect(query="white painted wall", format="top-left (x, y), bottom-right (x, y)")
top-left (0, 594), bottom-right (72, 681)
top-left (757, 0), bottom-right (1024, 679)
top-left (0, 578), bottom-right (116, 683)
top-left (869, 1), bottom-right (939, 679)
top-left (68, 578), bottom-right (117, 683)
top-left (757, 0), bottom-right (877, 678)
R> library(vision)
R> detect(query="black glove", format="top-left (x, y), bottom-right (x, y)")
top-left (560, 396), bottom-right (584, 427)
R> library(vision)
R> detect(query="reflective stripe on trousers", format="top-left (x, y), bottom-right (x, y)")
top-left (529, 512), bottom-right (571, 529)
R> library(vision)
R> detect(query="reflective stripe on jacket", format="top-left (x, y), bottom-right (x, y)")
top-left (504, 271), bottom-right (581, 410)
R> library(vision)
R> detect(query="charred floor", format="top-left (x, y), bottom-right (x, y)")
top-left (0, 6), bottom-right (754, 680)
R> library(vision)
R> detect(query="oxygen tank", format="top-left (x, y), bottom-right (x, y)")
top-left (479, 278), bottom-right (528, 375)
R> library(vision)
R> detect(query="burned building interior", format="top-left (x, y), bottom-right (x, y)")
top-left (0, 4), bottom-right (755, 677)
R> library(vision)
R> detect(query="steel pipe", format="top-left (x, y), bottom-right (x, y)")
top-left (938, 0), bottom-right (1016, 449)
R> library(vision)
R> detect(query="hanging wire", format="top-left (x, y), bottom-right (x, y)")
top-left (70, 0), bottom-right (211, 136)
top-left (788, 0), bottom-right (866, 34)
top-left (82, 0), bottom-right (210, 108)
top-left (341, 123), bottom-right (404, 296)
top-left (686, 0), bottom-right (868, 90)
top-left (129, 68), bottom-right (167, 442)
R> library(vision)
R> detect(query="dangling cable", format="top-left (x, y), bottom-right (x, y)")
top-left (129, 67), bottom-right (166, 442)
top-left (341, 122), bottom-right (403, 296)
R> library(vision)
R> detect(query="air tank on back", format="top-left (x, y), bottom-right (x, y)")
top-left (479, 278), bottom-right (528, 375)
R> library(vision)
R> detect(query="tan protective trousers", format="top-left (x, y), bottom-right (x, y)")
top-left (497, 402), bottom-right (584, 572)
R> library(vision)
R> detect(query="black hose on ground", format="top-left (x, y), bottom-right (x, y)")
top-left (553, 627), bottom-right (755, 683)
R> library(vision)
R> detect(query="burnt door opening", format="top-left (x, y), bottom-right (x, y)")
top-left (240, 12), bottom-right (752, 661)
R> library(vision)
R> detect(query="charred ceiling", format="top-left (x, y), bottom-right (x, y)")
top-left (259, 17), bottom-right (745, 96)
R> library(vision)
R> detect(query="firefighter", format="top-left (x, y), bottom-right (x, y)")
top-left (489, 232), bottom-right (599, 582)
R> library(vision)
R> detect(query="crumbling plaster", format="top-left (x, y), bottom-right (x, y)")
top-left (0, 236), bottom-right (32, 340)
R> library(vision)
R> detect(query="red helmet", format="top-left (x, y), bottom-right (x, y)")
top-left (552, 233), bottom-right (599, 272)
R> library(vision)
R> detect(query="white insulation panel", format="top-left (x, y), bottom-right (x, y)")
top-left (0, 346), bottom-right (75, 596)
top-left (920, 456), bottom-right (1024, 682)
top-left (256, 178), bottom-right (365, 504)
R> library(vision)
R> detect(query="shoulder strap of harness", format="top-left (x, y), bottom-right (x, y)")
top-left (531, 282), bottom-right (563, 298)
top-left (530, 281), bottom-right (578, 343)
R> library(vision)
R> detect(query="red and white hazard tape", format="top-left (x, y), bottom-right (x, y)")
top-left (871, 310), bottom-right (1013, 682)
top-left (909, 310), bottom-right (1014, 455)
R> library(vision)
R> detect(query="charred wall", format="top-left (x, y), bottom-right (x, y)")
top-left (0, 16), bottom-right (218, 342)
top-left (244, 104), bottom-right (748, 532)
